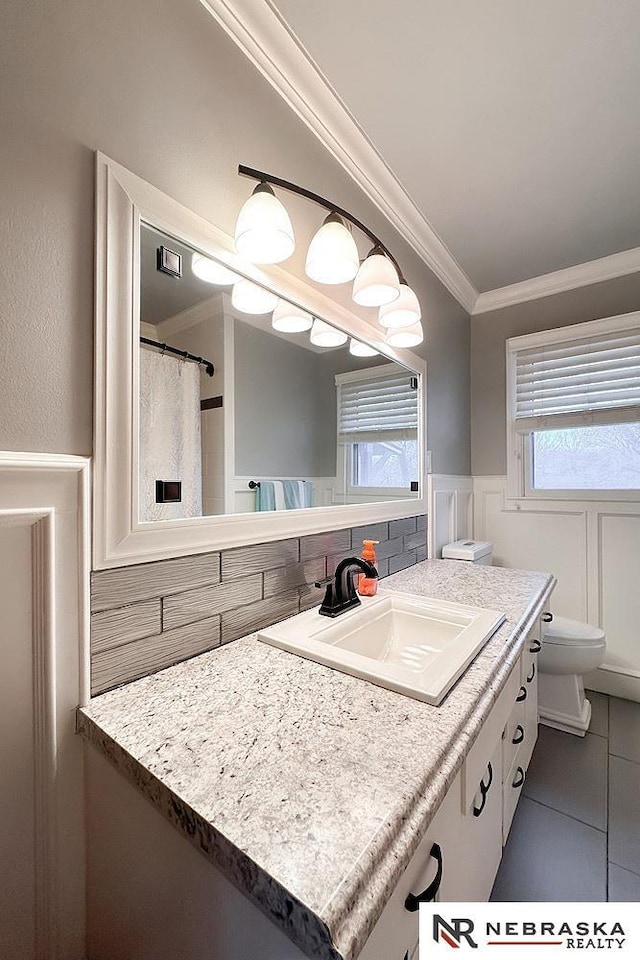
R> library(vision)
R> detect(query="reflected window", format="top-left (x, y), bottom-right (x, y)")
top-left (336, 366), bottom-right (419, 496)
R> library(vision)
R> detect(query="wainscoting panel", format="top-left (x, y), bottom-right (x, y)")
top-left (474, 476), bottom-right (640, 701)
top-left (0, 453), bottom-right (90, 960)
top-left (427, 475), bottom-right (473, 558)
top-left (598, 513), bottom-right (640, 695)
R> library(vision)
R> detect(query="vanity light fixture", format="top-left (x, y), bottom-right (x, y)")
top-left (231, 278), bottom-right (278, 315)
top-left (191, 252), bottom-right (237, 285)
top-left (385, 321), bottom-right (424, 348)
top-left (234, 182), bottom-right (295, 264)
top-left (349, 338), bottom-right (379, 358)
top-left (352, 245), bottom-right (400, 307)
top-left (310, 318), bottom-right (349, 348)
top-left (236, 166), bottom-right (424, 344)
top-left (305, 213), bottom-right (360, 285)
top-left (271, 299), bottom-right (313, 333)
top-left (378, 281), bottom-right (422, 329)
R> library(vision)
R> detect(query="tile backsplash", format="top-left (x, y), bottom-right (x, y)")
top-left (90, 515), bottom-right (427, 696)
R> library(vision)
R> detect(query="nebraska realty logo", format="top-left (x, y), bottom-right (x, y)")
top-left (420, 904), bottom-right (638, 959)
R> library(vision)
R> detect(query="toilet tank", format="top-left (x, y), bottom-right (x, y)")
top-left (441, 539), bottom-right (493, 565)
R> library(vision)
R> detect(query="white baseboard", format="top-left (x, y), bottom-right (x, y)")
top-left (585, 667), bottom-right (640, 704)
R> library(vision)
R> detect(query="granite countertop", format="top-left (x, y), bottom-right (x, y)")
top-left (78, 559), bottom-right (554, 960)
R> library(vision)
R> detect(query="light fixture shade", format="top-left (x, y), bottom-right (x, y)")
top-left (385, 322), bottom-right (424, 348)
top-left (271, 299), bottom-right (313, 333)
top-left (352, 246), bottom-right (400, 307)
top-left (234, 182), bottom-right (295, 264)
top-left (305, 213), bottom-right (360, 285)
top-left (191, 253), bottom-right (237, 285)
top-left (231, 278), bottom-right (278, 315)
top-left (349, 338), bottom-right (379, 357)
top-left (378, 282), bottom-right (422, 328)
top-left (309, 318), bottom-right (348, 348)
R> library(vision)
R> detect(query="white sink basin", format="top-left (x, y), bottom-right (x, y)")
top-left (257, 590), bottom-right (505, 705)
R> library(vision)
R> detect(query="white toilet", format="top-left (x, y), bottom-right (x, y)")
top-left (441, 540), bottom-right (607, 737)
top-left (537, 614), bottom-right (606, 736)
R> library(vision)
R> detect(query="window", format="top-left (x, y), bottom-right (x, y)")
top-left (507, 314), bottom-right (640, 498)
top-left (336, 366), bottom-right (419, 495)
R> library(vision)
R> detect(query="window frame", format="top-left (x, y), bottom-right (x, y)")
top-left (506, 312), bottom-right (640, 502)
top-left (335, 364), bottom-right (421, 502)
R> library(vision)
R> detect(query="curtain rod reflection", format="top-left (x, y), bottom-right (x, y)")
top-left (140, 336), bottom-right (215, 377)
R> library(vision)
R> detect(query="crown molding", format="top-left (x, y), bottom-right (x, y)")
top-left (197, 0), bottom-right (478, 314)
top-left (156, 292), bottom-right (225, 337)
top-left (473, 246), bottom-right (640, 316)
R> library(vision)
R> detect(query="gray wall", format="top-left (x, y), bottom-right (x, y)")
top-left (233, 323), bottom-right (393, 478)
top-left (0, 0), bottom-right (470, 476)
top-left (234, 321), bottom-right (329, 477)
top-left (471, 273), bottom-right (640, 475)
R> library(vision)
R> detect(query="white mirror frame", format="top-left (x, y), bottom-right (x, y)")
top-left (94, 153), bottom-right (427, 569)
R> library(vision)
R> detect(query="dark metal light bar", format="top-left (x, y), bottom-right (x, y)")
top-left (238, 164), bottom-right (405, 281)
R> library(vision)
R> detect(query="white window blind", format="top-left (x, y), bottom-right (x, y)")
top-left (513, 327), bottom-right (640, 432)
top-left (337, 370), bottom-right (418, 443)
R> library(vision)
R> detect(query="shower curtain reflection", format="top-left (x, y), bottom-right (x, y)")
top-left (139, 348), bottom-right (203, 521)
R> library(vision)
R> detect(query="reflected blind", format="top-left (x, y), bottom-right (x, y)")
top-left (337, 371), bottom-right (418, 443)
top-left (513, 328), bottom-right (640, 432)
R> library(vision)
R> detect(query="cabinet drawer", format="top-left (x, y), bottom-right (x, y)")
top-left (503, 752), bottom-right (526, 844)
top-left (457, 738), bottom-right (503, 901)
top-left (462, 664), bottom-right (520, 812)
top-left (503, 696), bottom-right (526, 774)
top-left (359, 773), bottom-right (462, 960)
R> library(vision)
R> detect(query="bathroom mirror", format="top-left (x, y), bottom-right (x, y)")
top-left (94, 154), bottom-right (426, 568)
top-left (139, 223), bottom-right (419, 522)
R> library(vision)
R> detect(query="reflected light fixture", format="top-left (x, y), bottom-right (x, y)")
top-left (234, 182), bottom-right (295, 264)
top-left (231, 278), bottom-right (278, 315)
top-left (378, 281), bottom-right (422, 329)
top-left (349, 338), bottom-right (379, 358)
top-left (191, 252), bottom-right (237, 285)
top-left (305, 213), bottom-right (360, 285)
top-left (271, 299), bottom-right (313, 333)
top-left (385, 322), bottom-right (424, 348)
top-left (352, 245), bottom-right (400, 307)
top-left (236, 165), bottom-right (424, 346)
top-left (310, 318), bottom-right (348, 348)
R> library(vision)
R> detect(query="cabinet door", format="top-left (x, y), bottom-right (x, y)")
top-left (358, 774), bottom-right (462, 960)
top-left (454, 737), bottom-right (503, 901)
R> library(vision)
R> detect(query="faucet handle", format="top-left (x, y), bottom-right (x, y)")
top-left (314, 577), bottom-right (333, 588)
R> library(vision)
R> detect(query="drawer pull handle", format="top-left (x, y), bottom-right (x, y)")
top-left (404, 843), bottom-right (443, 911)
top-left (512, 766), bottom-right (525, 789)
top-left (473, 762), bottom-right (493, 817)
top-left (542, 612), bottom-right (553, 623)
top-left (512, 724), bottom-right (525, 745)
top-left (529, 637), bottom-right (542, 654)
top-left (527, 662), bottom-right (536, 683)
top-left (516, 685), bottom-right (527, 702)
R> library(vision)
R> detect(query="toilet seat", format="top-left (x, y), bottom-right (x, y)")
top-left (543, 615), bottom-right (605, 647)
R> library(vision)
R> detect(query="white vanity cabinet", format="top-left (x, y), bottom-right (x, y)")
top-left (359, 624), bottom-right (542, 958)
top-left (358, 770), bottom-right (463, 960)
top-left (503, 619), bottom-right (541, 842)
top-left (83, 617), bottom-right (545, 960)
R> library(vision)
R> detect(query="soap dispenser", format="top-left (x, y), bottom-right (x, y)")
top-left (357, 540), bottom-right (379, 596)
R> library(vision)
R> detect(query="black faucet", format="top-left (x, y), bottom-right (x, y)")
top-left (314, 556), bottom-right (379, 618)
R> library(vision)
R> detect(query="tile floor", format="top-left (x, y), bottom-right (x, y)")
top-left (491, 691), bottom-right (640, 902)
